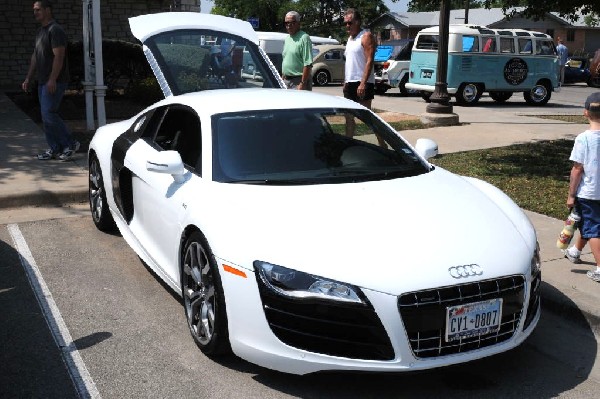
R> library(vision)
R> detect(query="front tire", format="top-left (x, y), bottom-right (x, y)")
top-left (455, 83), bottom-right (482, 106)
top-left (313, 69), bottom-right (330, 86)
top-left (524, 83), bottom-right (551, 105)
top-left (588, 76), bottom-right (600, 88)
top-left (88, 154), bottom-right (116, 232)
top-left (182, 231), bottom-right (230, 355)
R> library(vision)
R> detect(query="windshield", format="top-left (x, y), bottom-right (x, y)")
top-left (144, 29), bottom-right (280, 95)
top-left (212, 108), bottom-right (430, 184)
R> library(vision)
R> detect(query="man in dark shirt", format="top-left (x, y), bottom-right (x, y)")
top-left (22, 0), bottom-right (79, 161)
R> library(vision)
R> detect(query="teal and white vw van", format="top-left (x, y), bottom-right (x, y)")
top-left (406, 25), bottom-right (560, 106)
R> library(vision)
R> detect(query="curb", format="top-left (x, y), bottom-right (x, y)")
top-left (0, 190), bottom-right (88, 209)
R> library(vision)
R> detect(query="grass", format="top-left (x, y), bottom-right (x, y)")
top-left (329, 119), bottom-right (427, 136)
top-left (433, 139), bottom-right (573, 220)
top-left (328, 114), bottom-right (578, 220)
top-left (383, 113), bottom-right (586, 220)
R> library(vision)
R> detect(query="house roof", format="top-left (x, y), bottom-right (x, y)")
top-left (371, 7), bottom-right (598, 29)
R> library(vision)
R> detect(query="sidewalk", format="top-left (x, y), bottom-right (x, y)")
top-left (0, 90), bottom-right (598, 332)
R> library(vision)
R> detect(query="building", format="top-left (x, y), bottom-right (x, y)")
top-left (1, 0), bottom-right (199, 89)
top-left (369, 8), bottom-right (600, 56)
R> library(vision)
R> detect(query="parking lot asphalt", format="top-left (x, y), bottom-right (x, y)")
top-left (0, 88), bottom-right (598, 333)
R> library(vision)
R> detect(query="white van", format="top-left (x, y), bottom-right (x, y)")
top-left (256, 31), bottom-right (339, 73)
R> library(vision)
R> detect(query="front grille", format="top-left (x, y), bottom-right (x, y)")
top-left (398, 275), bottom-right (525, 359)
top-left (257, 282), bottom-right (394, 361)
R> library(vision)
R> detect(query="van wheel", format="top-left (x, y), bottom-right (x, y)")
top-left (313, 70), bottom-right (330, 86)
top-left (455, 83), bottom-right (482, 106)
top-left (399, 75), bottom-right (416, 95)
top-left (524, 83), bottom-right (551, 105)
top-left (489, 91), bottom-right (512, 103)
top-left (421, 91), bottom-right (432, 102)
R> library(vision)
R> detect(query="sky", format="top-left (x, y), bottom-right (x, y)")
top-left (199, 1), bottom-right (409, 15)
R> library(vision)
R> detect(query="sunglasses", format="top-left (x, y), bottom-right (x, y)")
top-left (344, 20), bottom-right (354, 26)
top-left (284, 21), bottom-right (296, 26)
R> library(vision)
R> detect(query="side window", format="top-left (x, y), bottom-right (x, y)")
top-left (154, 107), bottom-right (202, 174)
top-left (482, 37), bottom-right (496, 53)
top-left (537, 40), bottom-right (555, 55)
top-left (519, 39), bottom-right (532, 54)
top-left (462, 35), bottom-right (479, 52)
top-left (500, 38), bottom-right (515, 53)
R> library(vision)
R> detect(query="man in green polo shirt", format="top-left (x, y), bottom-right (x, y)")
top-left (282, 11), bottom-right (313, 90)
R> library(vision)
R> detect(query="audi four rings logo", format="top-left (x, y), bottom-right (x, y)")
top-left (448, 264), bottom-right (483, 279)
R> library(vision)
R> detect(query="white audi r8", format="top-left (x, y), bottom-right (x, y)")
top-left (87, 13), bottom-right (541, 375)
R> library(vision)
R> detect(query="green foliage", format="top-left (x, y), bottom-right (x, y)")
top-left (407, 0), bottom-right (600, 22)
top-left (211, 0), bottom-right (393, 41)
top-left (68, 39), bottom-right (153, 94)
top-left (408, 0), bottom-right (483, 12)
top-left (126, 77), bottom-right (162, 105)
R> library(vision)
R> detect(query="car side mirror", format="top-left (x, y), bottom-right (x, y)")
top-left (146, 150), bottom-right (186, 183)
top-left (415, 138), bottom-right (438, 160)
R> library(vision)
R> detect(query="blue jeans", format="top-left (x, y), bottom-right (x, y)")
top-left (38, 82), bottom-right (73, 153)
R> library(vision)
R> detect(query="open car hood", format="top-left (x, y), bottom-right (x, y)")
top-left (128, 12), bottom-right (284, 98)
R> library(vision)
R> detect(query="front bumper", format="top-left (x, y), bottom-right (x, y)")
top-left (218, 257), bottom-right (541, 375)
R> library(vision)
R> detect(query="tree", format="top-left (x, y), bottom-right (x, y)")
top-left (408, 0), bottom-right (483, 12)
top-left (209, 0), bottom-right (397, 39)
top-left (407, 0), bottom-right (600, 23)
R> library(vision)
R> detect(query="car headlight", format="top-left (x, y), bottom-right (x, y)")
top-left (254, 261), bottom-right (365, 304)
top-left (530, 242), bottom-right (541, 278)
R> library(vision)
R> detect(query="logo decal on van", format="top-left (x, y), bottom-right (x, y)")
top-left (504, 58), bottom-right (528, 85)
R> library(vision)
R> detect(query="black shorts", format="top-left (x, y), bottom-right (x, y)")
top-left (343, 81), bottom-right (375, 102)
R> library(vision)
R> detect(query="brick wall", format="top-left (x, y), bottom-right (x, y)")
top-left (1, 0), bottom-right (199, 89)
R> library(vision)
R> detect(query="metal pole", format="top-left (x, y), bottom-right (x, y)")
top-left (82, 0), bottom-right (95, 131)
top-left (426, 0), bottom-right (453, 114)
top-left (92, 0), bottom-right (107, 126)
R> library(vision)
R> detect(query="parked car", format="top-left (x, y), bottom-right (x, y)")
top-left (311, 44), bottom-right (345, 86)
top-left (256, 31), bottom-right (339, 75)
top-left (564, 56), bottom-right (593, 85)
top-left (88, 12), bottom-right (541, 375)
top-left (591, 49), bottom-right (600, 88)
top-left (374, 39), bottom-right (414, 95)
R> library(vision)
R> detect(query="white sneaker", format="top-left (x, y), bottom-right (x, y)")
top-left (586, 270), bottom-right (600, 282)
top-left (564, 247), bottom-right (581, 264)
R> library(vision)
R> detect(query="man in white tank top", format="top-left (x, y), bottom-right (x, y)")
top-left (343, 8), bottom-right (383, 145)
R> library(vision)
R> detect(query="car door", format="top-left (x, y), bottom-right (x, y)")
top-left (327, 49), bottom-right (345, 81)
top-left (128, 12), bottom-right (285, 97)
top-left (124, 105), bottom-right (203, 285)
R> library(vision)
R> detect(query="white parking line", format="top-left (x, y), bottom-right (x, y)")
top-left (8, 224), bottom-right (101, 399)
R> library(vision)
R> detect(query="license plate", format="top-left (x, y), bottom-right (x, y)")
top-left (421, 70), bottom-right (433, 79)
top-left (445, 298), bottom-right (503, 342)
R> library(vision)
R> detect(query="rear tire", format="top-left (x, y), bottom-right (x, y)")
top-left (399, 75), bottom-right (412, 95)
top-left (523, 83), bottom-right (551, 105)
top-left (182, 231), bottom-right (230, 355)
top-left (455, 83), bottom-right (482, 106)
top-left (313, 70), bottom-right (330, 86)
top-left (421, 91), bottom-right (432, 102)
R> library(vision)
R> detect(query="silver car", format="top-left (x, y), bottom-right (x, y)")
top-left (311, 44), bottom-right (345, 86)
